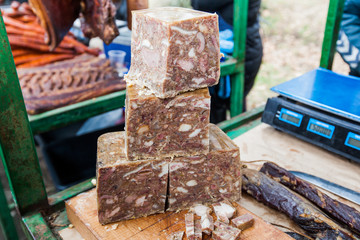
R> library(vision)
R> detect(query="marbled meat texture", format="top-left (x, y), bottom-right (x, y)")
top-left (96, 132), bottom-right (169, 225)
top-left (168, 124), bottom-right (241, 211)
top-left (125, 83), bottom-right (210, 161)
top-left (126, 7), bottom-right (220, 98)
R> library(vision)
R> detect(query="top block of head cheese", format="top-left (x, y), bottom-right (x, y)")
top-left (126, 7), bottom-right (220, 98)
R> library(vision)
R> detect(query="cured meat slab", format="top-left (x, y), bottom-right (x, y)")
top-left (167, 124), bottom-right (241, 211)
top-left (125, 84), bottom-right (210, 161)
top-left (97, 132), bottom-right (169, 225)
top-left (65, 190), bottom-right (292, 240)
top-left (126, 7), bottom-right (220, 98)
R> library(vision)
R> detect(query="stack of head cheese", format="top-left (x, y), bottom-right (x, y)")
top-left (96, 7), bottom-right (242, 225)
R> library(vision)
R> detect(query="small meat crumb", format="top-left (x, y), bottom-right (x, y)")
top-left (91, 179), bottom-right (97, 186)
top-left (105, 223), bottom-right (118, 231)
top-left (167, 231), bottom-right (184, 240)
top-left (68, 224), bottom-right (74, 229)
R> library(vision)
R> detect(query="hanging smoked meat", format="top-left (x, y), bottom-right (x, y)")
top-left (28, 0), bottom-right (119, 50)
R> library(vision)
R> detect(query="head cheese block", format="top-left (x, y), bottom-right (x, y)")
top-left (97, 125), bottom-right (241, 224)
top-left (125, 83), bottom-right (210, 161)
top-left (126, 7), bottom-right (220, 98)
top-left (96, 132), bottom-right (169, 225)
top-left (168, 124), bottom-right (241, 211)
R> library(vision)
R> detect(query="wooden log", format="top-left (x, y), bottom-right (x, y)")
top-left (64, 188), bottom-right (292, 240)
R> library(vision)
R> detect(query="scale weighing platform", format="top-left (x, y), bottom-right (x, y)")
top-left (262, 68), bottom-right (360, 163)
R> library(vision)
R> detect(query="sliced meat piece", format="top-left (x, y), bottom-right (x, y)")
top-left (212, 201), bottom-right (236, 223)
top-left (214, 221), bottom-right (241, 239)
top-left (185, 213), bottom-right (195, 240)
top-left (200, 213), bottom-right (214, 235)
top-left (194, 219), bottom-right (202, 240)
top-left (213, 203), bottom-right (229, 223)
top-left (219, 200), bottom-right (236, 219)
top-left (231, 214), bottom-right (254, 231)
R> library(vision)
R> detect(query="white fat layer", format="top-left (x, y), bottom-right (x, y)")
top-left (212, 204), bottom-right (229, 223)
top-left (131, 102), bottom-right (138, 109)
top-left (170, 162), bottom-right (187, 172)
top-left (142, 39), bottom-right (153, 49)
top-left (123, 163), bottom-right (150, 178)
top-left (108, 207), bottom-right (120, 217)
top-left (220, 202), bottom-right (236, 219)
top-left (135, 195), bottom-right (146, 207)
top-left (186, 180), bottom-right (198, 187)
top-left (210, 134), bottom-right (222, 150)
top-left (188, 48), bottom-right (195, 57)
top-left (171, 26), bottom-right (197, 35)
top-left (199, 24), bottom-right (208, 33)
top-left (176, 102), bottom-right (187, 107)
top-left (158, 163), bottom-right (168, 178)
top-left (192, 77), bottom-right (205, 85)
top-left (179, 124), bottom-right (192, 132)
top-left (161, 39), bottom-right (169, 46)
top-left (202, 139), bottom-right (209, 146)
top-left (178, 60), bottom-right (194, 71)
top-left (137, 125), bottom-right (149, 134)
top-left (177, 187), bottom-right (188, 193)
top-left (189, 129), bottom-right (201, 138)
top-left (201, 215), bottom-right (211, 230)
top-left (219, 188), bottom-right (227, 193)
top-left (191, 204), bottom-right (211, 217)
top-left (144, 140), bottom-right (154, 147)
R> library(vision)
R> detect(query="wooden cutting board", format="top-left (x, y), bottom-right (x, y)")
top-left (65, 189), bottom-right (292, 240)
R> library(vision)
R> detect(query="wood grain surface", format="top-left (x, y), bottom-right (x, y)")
top-left (65, 188), bottom-right (292, 240)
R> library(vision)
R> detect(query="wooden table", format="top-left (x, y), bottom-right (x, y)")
top-left (60, 124), bottom-right (360, 239)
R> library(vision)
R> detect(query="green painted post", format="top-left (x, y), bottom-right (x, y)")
top-left (0, 146), bottom-right (18, 240)
top-left (0, 12), bottom-right (48, 214)
top-left (320, 0), bottom-right (345, 69)
top-left (230, 0), bottom-right (248, 117)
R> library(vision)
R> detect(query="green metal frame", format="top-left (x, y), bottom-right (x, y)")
top-left (320, 0), bottom-right (345, 70)
top-left (0, 148), bottom-right (18, 240)
top-left (0, 0), bottom-right (346, 239)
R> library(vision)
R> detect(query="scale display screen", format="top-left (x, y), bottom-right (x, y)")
top-left (279, 108), bottom-right (303, 127)
top-left (345, 132), bottom-right (360, 151)
top-left (307, 118), bottom-right (335, 139)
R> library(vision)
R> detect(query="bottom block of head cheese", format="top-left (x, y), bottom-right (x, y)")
top-left (96, 132), bottom-right (169, 225)
top-left (168, 124), bottom-right (241, 211)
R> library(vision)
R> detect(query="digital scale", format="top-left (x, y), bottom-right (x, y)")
top-left (262, 68), bottom-right (360, 163)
